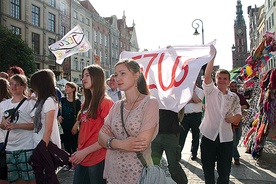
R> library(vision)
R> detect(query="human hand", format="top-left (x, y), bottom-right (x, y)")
top-left (225, 115), bottom-right (241, 126)
top-left (124, 137), bottom-right (148, 152)
top-left (71, 124), bottom-right (78, 135)
top-left (5, 121), bottom-right (13, 131)
top-left (2, 116), bottom-right (11, 130)
top-left (69, 150), bottom-right (87, 165)
top-left (101, 124), bottom-right (114, 137)
top-left (57, 116), bottom-right (63, 123)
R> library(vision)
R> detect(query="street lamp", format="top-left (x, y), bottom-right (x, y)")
top-left (192, 19), bottom-right (206, 78)
top-left (192, 19), bottom-right (204, 45)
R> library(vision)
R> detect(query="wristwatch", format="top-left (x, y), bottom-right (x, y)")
top-left (107, 137), bottom-right (115, 150)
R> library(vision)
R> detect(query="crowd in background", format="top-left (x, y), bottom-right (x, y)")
top-left (0, 51), bottom-right (264, 184)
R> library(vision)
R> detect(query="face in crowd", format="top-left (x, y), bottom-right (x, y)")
top-left (109, 75), bottom-right (118, 91)
top-left (229, 81), bottom-right (238, 93)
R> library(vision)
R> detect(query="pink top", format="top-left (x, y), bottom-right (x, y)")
top-left (103, 95), bottom-right (159, 184)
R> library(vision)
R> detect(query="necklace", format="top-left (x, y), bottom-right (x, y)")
top-left (123, 93), bottom-right (141, 124)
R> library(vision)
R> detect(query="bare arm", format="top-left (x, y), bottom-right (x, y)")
top-left (9, 122), bottom-right (34, 130)
top-left (204, 45), bottom-right (217, 85)
top-left (1, 116), bottom-right (34, 130)
top-left (189, 90), bottom-right (201, 103)
top-left (43, 110), bottom-right (55, 147)
top-left (99, 125), bottom-right (156, 152)
top-left (69, 141), bottom-right (103, 165)
top-left (225, 114), bottom-right (242, 126)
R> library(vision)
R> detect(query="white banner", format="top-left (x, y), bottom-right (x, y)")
top-left (120, 43), bottom-right (216, 112)
top-left (49, 25), bottom-right (92, 64)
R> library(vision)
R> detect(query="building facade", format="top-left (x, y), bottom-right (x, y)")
top-left (0, 0), bottom-right (139, 82)
top-left (0, 0), bottom-right (65, 79)
top-left (247, 0), bottom-right (276, 74)
top-left (232, 0), bottom-right (249, 69)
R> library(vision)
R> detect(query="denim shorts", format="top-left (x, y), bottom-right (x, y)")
top-left (6, 149), bottom-right (35, 182)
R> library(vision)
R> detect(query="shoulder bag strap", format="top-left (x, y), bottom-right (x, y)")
top-left (120, 101), bottom-right (148, 167)
top-left (2, 97), bottom-right (27, 150)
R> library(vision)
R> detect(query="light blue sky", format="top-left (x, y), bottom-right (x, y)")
top-left (90, 0), bottom-right (264, 70)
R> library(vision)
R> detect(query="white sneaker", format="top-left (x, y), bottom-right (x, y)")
top-left (63, 166), bottom-right (70, 171)
top-left (69, 166), bottom-right (76, 172)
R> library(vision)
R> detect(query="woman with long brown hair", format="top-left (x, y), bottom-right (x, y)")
top-left (70, 64), bottom-right (113, 184)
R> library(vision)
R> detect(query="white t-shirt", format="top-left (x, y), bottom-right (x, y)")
top-left (33, 97), bottom-right (61, 148)
top-left (107, 88), bottom-right (124, 102)
top-left (1, 98), bottom-right (36, 151)
top-left (0, 100), bottom-right (8, 143)
top-left (184, 87), bottom-right (205, 113)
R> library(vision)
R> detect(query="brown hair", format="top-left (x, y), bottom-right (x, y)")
top-left (30, 69), bottom-right (58, 108)
top-left (10, 74), bottom-right (28, 96)
top-left (0, 72), bottom-right (9, 79)
top-left (0, 78), bottom-right (12, 102)
top-left (8, 66), bottom-right (25, 76)
top-left (81, 64), bottom-right (106, 119)
top-left (215, 69), bottom-right (230, 80)
top-left (114, 59), bottom-right (150, 95)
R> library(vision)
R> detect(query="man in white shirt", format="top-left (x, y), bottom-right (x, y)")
top-left (106, 74), bottom-right (123, 102)
top-left (200, 46), bottom-right (242, 184)
top-left (179, 84), bottom-right (204, 160)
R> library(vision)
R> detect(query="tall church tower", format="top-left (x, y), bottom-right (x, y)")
top-left (232, 0), bottom-right (248, 69)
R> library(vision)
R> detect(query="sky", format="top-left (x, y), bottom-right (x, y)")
top-left (89, 0), bottom-right (264, 70)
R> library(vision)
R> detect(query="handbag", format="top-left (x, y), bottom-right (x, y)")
top-left (120, 101), bottom-right (176, 184)
top-left (0, 97), bottom-right (26, 180)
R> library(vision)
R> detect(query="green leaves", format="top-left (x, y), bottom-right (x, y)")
top-left (0, 26), bottom-right (35, 77)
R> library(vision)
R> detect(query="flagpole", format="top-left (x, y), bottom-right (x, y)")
top-left (55, 34), bottom-right (62, 71)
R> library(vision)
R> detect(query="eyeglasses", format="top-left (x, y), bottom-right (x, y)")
top-left (9, 83), bottom-right (23, 87)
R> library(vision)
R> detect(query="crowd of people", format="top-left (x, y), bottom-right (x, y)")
top-left (0, 49), bottom-right (256, 184)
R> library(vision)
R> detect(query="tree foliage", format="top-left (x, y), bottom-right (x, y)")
top-left (0, 26), bottom-right (35, 77)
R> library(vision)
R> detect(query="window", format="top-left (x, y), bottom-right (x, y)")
top-left (61, 26), bottom-right (65, 36)
top-left (11, 26), bottom-right (21, 35)
top-left (80, 15), bottom-right (84, 22)
top-left (86, 31), bottom-right (90, 40)
top-left (49, 0), bottom-right (55, 7)
top-left (80, 62), bottom-right (84, 71)
top-left (61, 2), bottom-right (66, 15)
top-left (48, 13), bottom-right (55, 32)
top-left (73, 60), bottom-right (78, 70)
top-left (32, 33), bottom-right (40, 55)
top-left (10, 0), bottom-right (21, 19)
top-left (105, 53), bottom-right (108, 63)
top-left (94, 30), bottom-right (97, 42)
top-left (85, 51), bottom-right (90, 58)
top-left (105, 35), bottom-right (108, 47)
top-left (100, 33), bottom-right (103, 44)
top-left (73, 11), bottom-right (77, 19)
top-left (272, 13), bottom-right (274, 28)
top-left (48, 38), bottom-right (55, 58)
top-left (32, 5), bottom-right (40, 26)
top-left (100, 51), bottom-right (103, 63)
top-left (85, 18), bottom-right (90, 25)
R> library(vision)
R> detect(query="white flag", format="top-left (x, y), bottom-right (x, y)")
top-left (49, 25), bottom-right (92, 64)
top-left (120, 42), bottom-right (216, 112)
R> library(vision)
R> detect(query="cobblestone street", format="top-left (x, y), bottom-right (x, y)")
top-left (57, 135), bottom-right (276, 184)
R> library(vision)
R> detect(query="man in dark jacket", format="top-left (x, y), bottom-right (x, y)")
top-left (151, 109), bottom-right (188, 184)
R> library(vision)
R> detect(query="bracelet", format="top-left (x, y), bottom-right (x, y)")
top-left (107, 137), bottom-right (115, 150)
